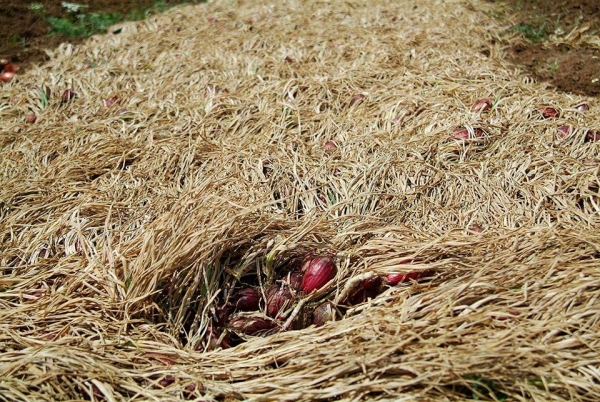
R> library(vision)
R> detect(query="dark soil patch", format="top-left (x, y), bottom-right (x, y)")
top-left (0, 0), bottom-right (202, 73)
top-left (500, 0), bottom-right (600, 97)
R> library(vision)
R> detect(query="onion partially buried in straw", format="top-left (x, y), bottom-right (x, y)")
top-left (471, 98), bottom-right (492, 113)
top-left (233, 288), bottom-right (260, 311)
top-left (312, 301), bottom-right (337, 327)
top-left (386, 271), bottom-right (423, 285)
top-left (540, 107), bottom-right (559, 119)
top-left (266, 284), bottom-right (294, 318)
top-left (227, 313), bottom-right (277, 336)
top-left (301, 255), bottom-right (337, 293)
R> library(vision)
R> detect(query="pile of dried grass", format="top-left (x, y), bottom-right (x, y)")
top-left (1, 0), bottom-right (599, 400)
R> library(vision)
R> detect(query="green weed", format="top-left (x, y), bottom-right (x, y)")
top-left (29, 1), bottom-right (200, 38)
top-left (512, 22), bottom-right (547, 42)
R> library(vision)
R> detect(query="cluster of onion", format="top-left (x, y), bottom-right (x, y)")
top-left (201, 253), bottom-right (424, 351)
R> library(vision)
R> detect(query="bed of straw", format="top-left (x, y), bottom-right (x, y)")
top-left (1, 0), bottom-right (599, 400)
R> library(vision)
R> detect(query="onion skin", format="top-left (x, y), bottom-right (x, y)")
top-left (234, 288), bottom-right (260, 311)
top-left (468, 224), bottom-right (484, 234)
top-left (61, 89), bottom-right (76, 103)
top-left (556, 125), bottom-right (571, 140)
top-left (541, 107), bottom-right (559, 119)
top-left (227, 314), bottom-right (276, 335)
top-left (346, 276), bottom-right (384, 305)
top-left (349, 93), bottom-right (365, 106)
top-left (0, 72), bottom-right (15, 82)
top-left (453, 126), bottom-right (484, 141)
top-left (312, 301), bottom-right (336, 327)
top-left (104, 95), bottom-right (121, 107)
top-left (586, 130), bottom-right (600, 142)
top-left (386, 271), bottom-right (423, 285)
top-left (287, 272), bottom-right (303, 291)
top-left (472, 99), bottom-right (492, 112)
top-left (266, 284), bottom-right (294, 318)
top-left (2, 62), bottom-right (19, 73)
top-left (301, 255), bottom-right (337, 293)
top-left (204, 325), bottom-right (231, 351)
top-left (25, 114), bottom-right (37, 124)
top-left (324, 141), bottom-right (337, 153)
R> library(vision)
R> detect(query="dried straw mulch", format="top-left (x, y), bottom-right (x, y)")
top-left (1, 0), bottom-right (599, 400)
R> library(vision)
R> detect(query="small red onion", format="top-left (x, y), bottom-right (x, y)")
top-left (468, 224), bottom-right (484, 234)
top-left (472, 99), bottom-right (492, 112)
top-left (2, 62), bottom-right (19, 73)
top-left (104, 95), bottom-right (121, 107)
top-left (452, 126), bottom-right (484, 141)
top-left (586, 130), bottom-right (600, 142)
top-left (324, 141), bottom-right (337, 153)
top-left (301, 255), bottom-right (337, 293)
top-left (556, 125), bottom-right (571, 140)
top-left (287, 272), bottom-right (303, 291)
top-left (266, 284), bottom-right (294, 318)
top-left (386, 271), bottom-right (422, 285)
top-left (0, 72), bottom-right (15, 82)
top-left (540, 107), bottom-right (559, 119)
top-left (61, 89), bottom-right (76, 103)
top-left (25, 114), bottom-right (37, 124)
top-left (227, 314), bottom-right (276, 335)
top-left (349, 93), bottom-right (365, 106)
top-left (312, 301), bottom-right (336, 327)
top-left (204, 325), bottom-right (231, 351)
top-left (575, 103), bottom-right (589, 112)
top-left (346, 276), bottom-right (384, 305)
top-left (158, 375), bottom-right (176, 388)
top-left (284, 56), bottom-right (294, 63)
top-left (234, 288), bottom-right (260, 311)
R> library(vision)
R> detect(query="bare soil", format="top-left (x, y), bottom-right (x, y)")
top-left (501, 0), bottom-right (600, 96)
top-left (0, 0), bottom-right (200, 72)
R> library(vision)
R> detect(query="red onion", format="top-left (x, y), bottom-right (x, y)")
top-left (234, 288), bottom-right (260, 311)
top-left (25, 114), bottom-right (37, 124)
top-left (586, 130), bottom-right (600, 142)
top-left (301, 255), bottom-right (337, 293)
top-left (2, 62), bottom-right (19, 73)
top-left (287, 272), bottom-right (303, 291)
top-left (472, 99), bottom-right (492, 112)
top-left (576, 103), bottom-right (589, 112)
top-left (453, 126), bottom-right (484, 141)
top-left (468, 224), bottom-right (484, 234)
top-left (227, 314), bottom-right (276, 335)
top-left (386, 271), bottom-right (422, 285)
top-left (158, 375), bottom-right (176, 388)
top-left (104, 95), bottom-right (121, 107)
top-left (324, 141), bottom-right (337, 153)
top-left (312, 301), bottom-right (336, 327)
top-left (349, 93), bottom-right (365, 106)
top-left (0, 72), bottom-right (15, 83)
top-left (556, 125), bottom-right (571, 140)
top-left (61, 89), bottom-right (76, 103)
top-left (541, 107), bottom-right (559, 119)
top-left (346, 276), bottom-right (384, 305)
top-left (204, 325), bottom-right (231, 351)
top-left (266, 284), bottom-right (294, 318)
